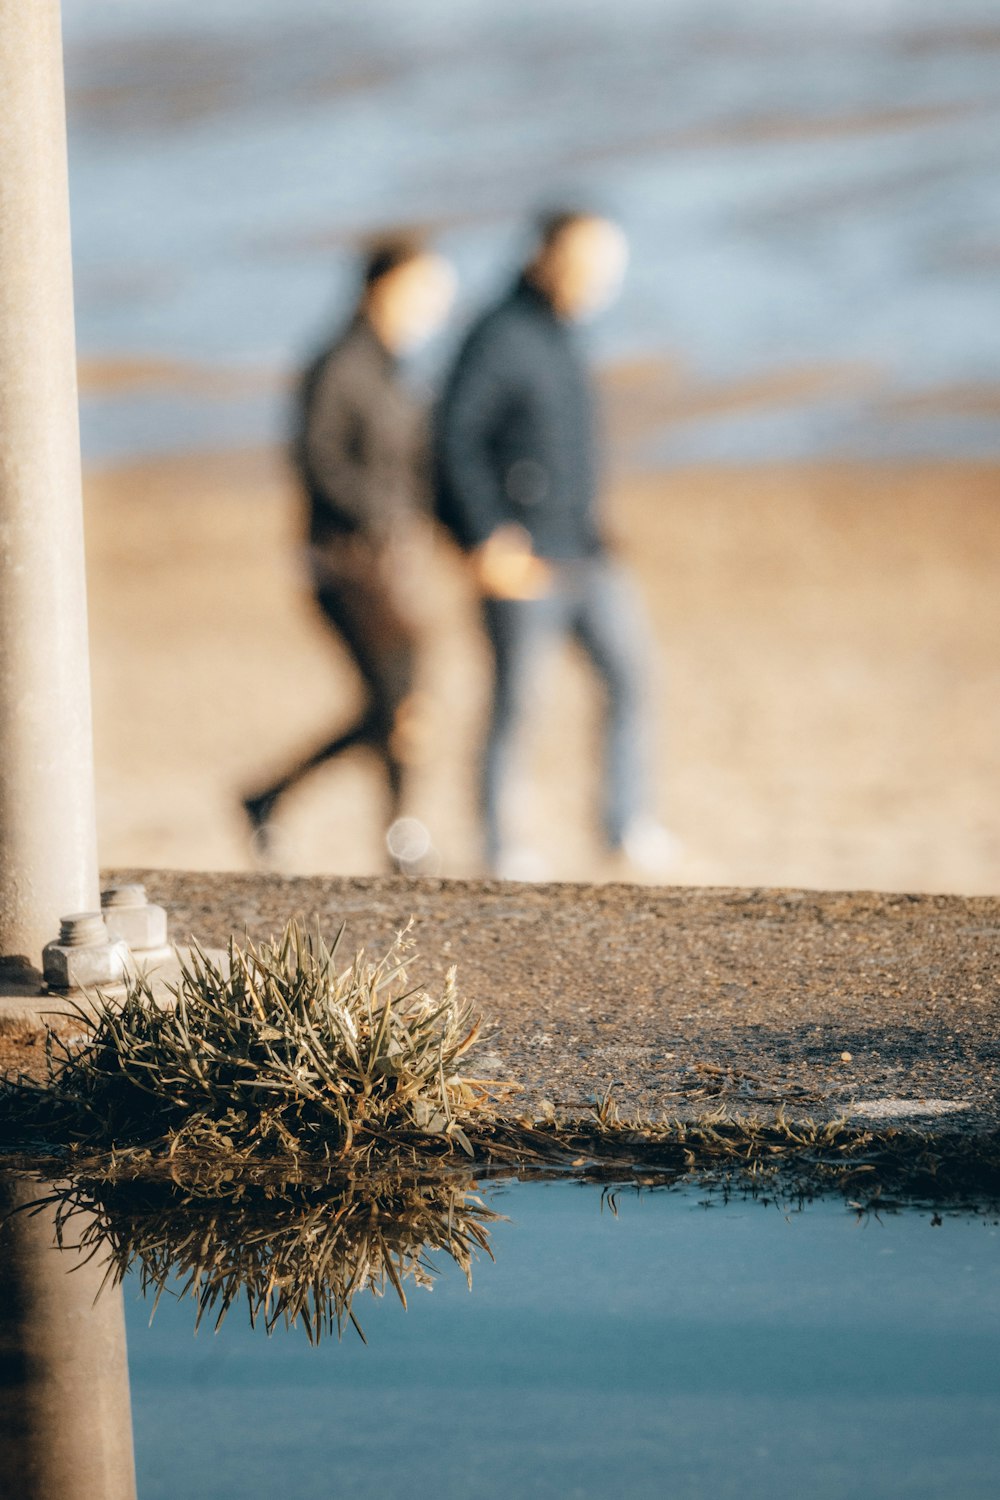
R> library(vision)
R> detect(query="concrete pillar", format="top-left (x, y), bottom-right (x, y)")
top-left (0, 0), bottom-right (99, 982)
top-left (0, 1175), bottom-right (138, 1500)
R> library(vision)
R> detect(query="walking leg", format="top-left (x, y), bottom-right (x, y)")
top-left (242, 714), bottom-right (376, 847)
top-left (571, 560), bottom-right (652, 849)
top-left (480, 595), bottom-right (554, 872)
top-left (242, 580), bottom-right (415, 850)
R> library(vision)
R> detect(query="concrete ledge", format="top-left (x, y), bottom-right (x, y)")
top-left (91, 870), bottom-right (999, 1133)
top-left (0, 947), bottom-right (225, 1035)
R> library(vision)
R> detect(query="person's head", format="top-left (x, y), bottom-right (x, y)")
top-left (526, 209), bottom-right (628, 322)
top-left (361, 234), bottom-right (456, 354)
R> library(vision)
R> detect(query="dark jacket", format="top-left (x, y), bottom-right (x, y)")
top-left (294, 315), bottom-right (423, 551)
top-left (433, 277), bottom-right (603, 560)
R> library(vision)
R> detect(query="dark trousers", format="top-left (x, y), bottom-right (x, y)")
top-left (480, 556), bottom-right (651, 867)
top-left (252, 573), bottom-right (416, 818)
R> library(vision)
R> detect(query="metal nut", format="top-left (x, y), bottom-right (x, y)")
top-left (101, 884), bottom-right (169, 953)
top-left (43, 913), bottom-right (129, 991)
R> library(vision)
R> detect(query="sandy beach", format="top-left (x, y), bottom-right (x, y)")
top-left (83, 448), bottom-right (1000, 895)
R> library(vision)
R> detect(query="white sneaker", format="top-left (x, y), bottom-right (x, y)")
top-left (386, 817), bottom-right (440, 876)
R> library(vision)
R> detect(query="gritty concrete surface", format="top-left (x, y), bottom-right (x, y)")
top-left (32, 869), bottom-right (984, 1135)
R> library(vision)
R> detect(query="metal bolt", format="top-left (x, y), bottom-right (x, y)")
top-left (58, 912), bottom-right (110, 947)
top-left (101, 883), bottom-right (147, 911)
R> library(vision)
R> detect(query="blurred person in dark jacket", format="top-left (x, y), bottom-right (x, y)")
top-left (243, 236), bottom-right (455, 867)
top-left (434, 210), bottom-right (677, 879)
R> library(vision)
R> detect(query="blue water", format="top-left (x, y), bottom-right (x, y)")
top-left (61, 0), bottom-right (1000, 466)
top-left (125, 1180), bottom-right (1000, 1500)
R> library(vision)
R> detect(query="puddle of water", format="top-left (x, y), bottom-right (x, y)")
top-left (116, 1180), bottom-right (999, 1500)
top-left (3, 1172), bottom-right (998, 1498)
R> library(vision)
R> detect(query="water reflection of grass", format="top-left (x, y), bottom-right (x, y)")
top-left (28, 1166), bottom-right (500, 1343)
top-left (13, 1131), bottom-right (996, 1361)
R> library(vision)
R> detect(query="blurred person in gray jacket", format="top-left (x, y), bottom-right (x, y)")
top-left (243, 236), bottom-right (454, 867)
top-left (434, 209), bottom-right (677, 879)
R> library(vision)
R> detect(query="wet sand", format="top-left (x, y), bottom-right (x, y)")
top-left (83, 448), bottom-right (1000, 895)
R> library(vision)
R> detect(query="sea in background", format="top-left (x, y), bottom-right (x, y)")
top-left (63, 0), bottom-right (1000, 469)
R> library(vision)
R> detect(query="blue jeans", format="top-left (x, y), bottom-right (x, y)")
top-left (480, 556), bottom-right (652, 868)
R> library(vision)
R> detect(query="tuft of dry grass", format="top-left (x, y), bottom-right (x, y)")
top-left (1, 921), bottom-right (509, 1165)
